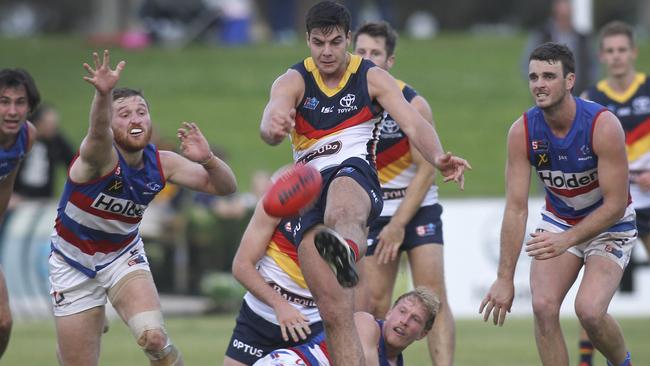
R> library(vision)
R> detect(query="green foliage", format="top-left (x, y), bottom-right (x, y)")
top-left (3, 35), bottom-right (650, 197)
top-left (200, 272), bottom-right (246, 313)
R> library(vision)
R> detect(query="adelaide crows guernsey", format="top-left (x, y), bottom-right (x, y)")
top-left (376, 81), bottom-right (438, 216)
top-left (0, 122), bottom-right (29, 182)
top-left (291, 54), bottom-right (383, 172)
top-left (50, 144), bottom-right (165, 278)
top-left (585, 72), bottom-right (650, 208)
top-left (244, 218), bottom-right (321, 325)
top-left (524, 97), bottom-right (635, 229)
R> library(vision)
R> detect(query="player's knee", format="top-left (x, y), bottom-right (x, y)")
top-left (139, 328), bottom-right (167, 350)
top-left (575, 302), bottom-right (605, 330)
top-left (127, 310), bottom-right (182, 364)
top-left (531, 295), bottom-right (560, 320)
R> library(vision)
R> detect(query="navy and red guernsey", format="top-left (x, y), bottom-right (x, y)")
top-left (290, 54), bottom-right (384, 172)
top-left (51, 144), bottom-right (165, 278)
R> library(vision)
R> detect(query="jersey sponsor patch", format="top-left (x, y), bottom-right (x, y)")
top-left (303, 97), bottom-right (319, 110)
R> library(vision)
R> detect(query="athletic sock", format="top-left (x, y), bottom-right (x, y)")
top-left (345, 239), bottom-right (360, 262)
top-left (606, 351), bottom-right (631, 366)
top-left (579, 340), bottom-right (594, 366)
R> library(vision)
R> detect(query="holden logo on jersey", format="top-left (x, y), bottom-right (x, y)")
top-left (92, 193), bottom-right (147, 218)
top-left (284, 221), bottom-right (292, 233)
top-left (537, 169), bottom-right (598, 189)
top-left (338, 93), bottom-right (358, 113)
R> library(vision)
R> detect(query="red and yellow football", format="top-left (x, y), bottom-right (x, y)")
top-left (262, 164), bottom-right (322, 217)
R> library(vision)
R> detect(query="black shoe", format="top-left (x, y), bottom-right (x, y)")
top-left (314, 228), bottom-right (359, 288)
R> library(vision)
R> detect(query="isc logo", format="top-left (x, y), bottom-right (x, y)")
top-left (91, 193), bottom-right (146, 218)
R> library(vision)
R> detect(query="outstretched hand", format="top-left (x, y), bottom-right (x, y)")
top-left (479, 278), bottom-right (514, 327)
top-left (82, 50), bottom-right (125, 95)
top-left (434, 152), bottom-right (471, 190)
top-left (177, 122), bottom-right (214, 164)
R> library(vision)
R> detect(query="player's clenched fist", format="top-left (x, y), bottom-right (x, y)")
top-left (263, 108), bottom-right (296, 145)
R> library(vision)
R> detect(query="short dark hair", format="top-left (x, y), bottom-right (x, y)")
top-left (112, 87), bottom-right (149, 109)
top-left (529, 42), bottom-right (575, 77)
top-left (353, 21), bottom-right (398, 57)
top-left (599, 20), bottom-right (635, 49)
top-left (305, 1), bottom-right (351, 35)
top-left (0, 68), bottom-right (41, 112)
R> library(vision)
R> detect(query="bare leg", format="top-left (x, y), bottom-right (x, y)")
top-left (223, 356), bottom-right (248, 366)
top-left (357, 253), bottom-right (399, 315)
top-left (575, 255), bottom-right (628, 365)
top-left (110, 270), bottom-right (183, 366)
top-left (0, 269), bottom-right (12, 359)
top-left (530, 252), bottom-right (582, 366)
top-left (409, 245), bottom-right (455, 366)
top-left (56, 306), bottom-right (106, 366)
top-left (299, 230), bottom-right (362, 366)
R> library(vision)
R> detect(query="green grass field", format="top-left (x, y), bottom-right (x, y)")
top-left (5, 315), bottom-right (649, 365)
top-left (5, 34), bottom-right (649, 196)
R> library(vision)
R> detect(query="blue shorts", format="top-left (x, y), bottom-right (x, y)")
top-left (366, 203), bottom-right (444, 255)
top-left (225, 300), bottom-right (324, 364)
top-left (293, 157), bottom-right (383, 246)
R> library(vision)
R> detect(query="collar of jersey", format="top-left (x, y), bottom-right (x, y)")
top-left (304, 54), bottom-right (362, 97)
top-left (596, 72), bottom-right (646, 104)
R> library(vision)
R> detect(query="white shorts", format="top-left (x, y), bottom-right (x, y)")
top-left (536, 220), bottom-right (637, 269)
top-left (49, 240), bottom-right (151, 317)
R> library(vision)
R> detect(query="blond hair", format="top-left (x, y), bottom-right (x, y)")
top-left (392, 286), bottom-right (440, 332)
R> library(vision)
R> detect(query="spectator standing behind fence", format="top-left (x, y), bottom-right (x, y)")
top-left (12, 104), bottom-right (74, 202)
top-left (521, 0), bottom-right (598, 95)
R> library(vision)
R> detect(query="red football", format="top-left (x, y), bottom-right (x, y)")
top-left (263, 164), bottom-right (323, 217)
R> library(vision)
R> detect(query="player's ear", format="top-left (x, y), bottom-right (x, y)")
top-left (565, 71), bottom-right (576, 91)
top-left (346, 31), bottom-right (352, 47)
top-left (386, 55), bottom-right (395, 69)
top-left (416, 328), bottom-right (430, 340)
top-left (305, 31), bottom-right (310, 46)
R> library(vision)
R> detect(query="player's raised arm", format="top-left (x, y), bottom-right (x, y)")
top-left (73, 50), bottom-right (125, 182)
top-left (260, 70), bottom-right (304, 145)
top-left (367, 67), bottom-right (470, 189)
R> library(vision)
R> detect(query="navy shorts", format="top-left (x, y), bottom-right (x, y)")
top-left (635, 207), bottom-right (650, 237)
top-left (366, 203), bottom-right (444, 255)
top-left (293, 157), bottom-right (383, 246)
top-left (225, 300), bottom-right (324, 364)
